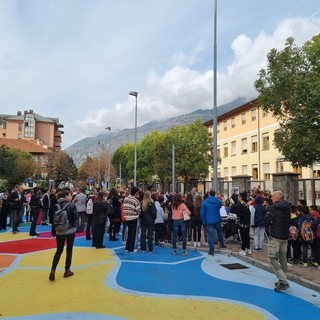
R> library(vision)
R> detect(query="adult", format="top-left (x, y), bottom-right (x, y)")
top-left (49, 189), bottom-right (58, 237)
top-left (140, 191), bottom-right (157, 252)
top-left (49, 190), bottom-right (78, 281)
top-left (8, 184), bottom-right (25, 234)
top-left (200, 190), bottom-right (226, 256)
top-left (73, 187), bottom-right (87, 232)
top-left (122, 187), bottom-right (141, 253)
top-left (264, 190), bottom-right (291, 292)
top-left (0, 191), bottom-right (10, 230)
top-left (250, 196), bottom-right (267, 251)
top-left (41, 189), bottom-right (50, 225)
top-left (85, 191), bottom-right (96, 240)
top-left (171, 193), bottom-right (191, 256)
top-left (92, 191), bottom-right (108, 249)
top-left (29, 187), bottom-right (41, 236)
top-left (154, 194), bottom-right (165, 246)
top-left (107, 188), bottom-right (121, 241)
top-left (192, 194), bottom-right (203, 248)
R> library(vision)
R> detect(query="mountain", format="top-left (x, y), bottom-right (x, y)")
top-left (65, 97), bottom-right (247, 167)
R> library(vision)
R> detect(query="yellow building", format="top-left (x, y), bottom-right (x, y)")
top-left (204, 99), bottom-right (319, 191)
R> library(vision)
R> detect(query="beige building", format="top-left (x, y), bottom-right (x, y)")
top-left (204, 99), bottom-right (319, 191)
top-left (0, 109), bottom-right (64, 152)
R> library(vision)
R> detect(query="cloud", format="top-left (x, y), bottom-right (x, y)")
top-left (71, 16), bottom-right (320, 148)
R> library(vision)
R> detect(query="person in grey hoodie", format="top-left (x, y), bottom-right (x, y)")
top-left (200, 190), bottom-right (226, 255)
top-left (154, 195), bottom-right (165, 246)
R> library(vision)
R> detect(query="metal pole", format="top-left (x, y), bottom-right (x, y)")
top-left (172, 144), bottom-right (175, 194)
top-left (129, 91), bottom-right (138, 186)
top-left (212, 0), bottom-right (218, 192)
top-left (97, 142), bottom-right (101, 189)
top-left (106, 127), bottom-right (111, 190)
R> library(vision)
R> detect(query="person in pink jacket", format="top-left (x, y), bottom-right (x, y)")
top-left (171, 193), bottom-right (191, 256)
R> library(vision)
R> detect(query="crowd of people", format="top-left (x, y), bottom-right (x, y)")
top-left (0, 184), bottom-right (319, 287)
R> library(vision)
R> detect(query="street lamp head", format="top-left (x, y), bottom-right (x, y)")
top-left (129, 91), bottom-right (138, 97)
top-left (105, 127), bottom-right (111, 131)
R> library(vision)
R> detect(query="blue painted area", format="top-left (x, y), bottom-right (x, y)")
top-left (115, 247), bottom-right (320, 319)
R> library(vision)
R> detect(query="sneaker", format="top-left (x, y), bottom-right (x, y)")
top-left (220, 244), bottom-right (227, 249)
top-left (197, 242), bottom-right (201, 247)
top-left (254, 247), bottom-right (259, 251)
top-left (287, 262), bottom-right (293, 267)
top-left (208, 251), bottom-right (215, 256)
top-left (245, 249), bottom-right (252, 255)
top-left (182, 251), bottom-right (188, 256)
top-left (239, 250), bottom-right (247, 256)
top-left (311, 261), bottom-right (319, 267)
top-left (172, 250), bottom-right (177, 256)
top-left (301, 262), bottom-right (308, 267)
top-left (258, 248), bottom-right (262, 251)
top-left (274, 281), bottom-right (290, 292)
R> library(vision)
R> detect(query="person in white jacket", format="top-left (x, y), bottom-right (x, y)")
top-left (153, 195), bottom-right (165, 246)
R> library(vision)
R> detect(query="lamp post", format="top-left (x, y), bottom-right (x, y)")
top-left (212, 0), bottom-right (218, 192)
top-left (129, 91), bottom-right (138, 186)
top-left (105, 126), bottom-right (111, 190)
top-left (97, 141), bottom-right (101, 189)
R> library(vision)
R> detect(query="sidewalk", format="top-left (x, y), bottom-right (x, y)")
top-left (199, 238), bottom-right (320, 293)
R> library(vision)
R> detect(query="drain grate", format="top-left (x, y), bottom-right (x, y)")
top-left (220, 263), bottom-right (249, 270)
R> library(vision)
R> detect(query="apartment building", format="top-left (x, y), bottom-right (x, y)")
top-left (0, 109), bottom-right (64, 151)
top-left (204, 99), bottom-right (319, 190)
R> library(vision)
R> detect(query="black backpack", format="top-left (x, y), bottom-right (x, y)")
top-left (54, 203), bottom-right (70, 232)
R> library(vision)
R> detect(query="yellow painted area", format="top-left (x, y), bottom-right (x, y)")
top-left (0, 247), bottom-right (267, 319)
top-left (0, 232), bottom-right (30, 242)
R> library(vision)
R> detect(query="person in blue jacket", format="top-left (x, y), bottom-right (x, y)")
top-left (200, 190), bottom-right (226, 255)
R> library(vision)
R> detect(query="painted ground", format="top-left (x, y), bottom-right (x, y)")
top-left (0, 224), bottom-right (319, 320)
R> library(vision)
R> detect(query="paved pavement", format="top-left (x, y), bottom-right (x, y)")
top-left (0, 224), bottom-right (319, 320)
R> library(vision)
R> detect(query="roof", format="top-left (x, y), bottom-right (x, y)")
top-left (0, 138), bottom-right (52, 154)
top-left (203, 98), bottom-right (258, 127)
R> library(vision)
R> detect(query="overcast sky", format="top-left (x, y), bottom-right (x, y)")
top-left (1, 0), bottom-right (319, 149)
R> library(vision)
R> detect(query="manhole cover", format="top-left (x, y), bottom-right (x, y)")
top-left (220, 263), bottom-right (249, 270)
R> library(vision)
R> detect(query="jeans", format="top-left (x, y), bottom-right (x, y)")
top-left (206, 222), bottom-right (224, 253)
top-left (140, 223), bottom-right (154, 251)
top-left (51, 233), bottom-right (75, 270)
top-left (173, 219), bottom-right (187, 250)
top-left (253, 226), bottom-right (265, 249)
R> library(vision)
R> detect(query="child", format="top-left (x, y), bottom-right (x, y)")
top-left (310, 205), bottom-right (320, 268)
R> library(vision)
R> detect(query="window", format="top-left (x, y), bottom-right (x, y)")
top-left (231, 117), bottom-right (236, 128)
top-left (262, 133), bottom-right (270, 150)
top-left (241, 113), bottom-right (246, 125)
top-left (18, 122), bottom-right (23, 132)
top-left (314, 170), bottom-right (320, 178)
top-left (293, 166), bottom-right (302, 178)
top-left (223, 121), bottom-right (227, 131)
top-left (262, 110), bottom-right (268, 118)
top-left (223, 167), bottom-right (228, 179)
top-left (251, 109), bottom-right (257, 121)
top-left (241, 138), bottom-right (247, 154)
top-left (24, 113), bottom-right (35, 138)
top-left (231, 166), bottom-right (237, 176)
top-left (2, 121), bottom-right (6, 129)
top-left (217, 148), bottom-right (221, 159)
top-left (18, 133), bottom-right (22, 139)
top-left (252, 165), bottom-right (258, 179)
top-left (242, 165), bottom-right (248, 175)
top-left (263, 163), bottom-right (271, 180)
top-left (223, 144), bottom-right (228, 157)
top-left (231, 141), bottom-right (236, 156)
top-left (217, 123), bottom-right (220, 134)
top-left (251, 135), bottom-right (257, 152)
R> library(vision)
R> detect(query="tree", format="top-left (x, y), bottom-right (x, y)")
top-left (170, 119), bottom-right (211, 183)
top-left (254, 34), bottom-right (320, 167)
top-left (6, 148), bottom-right (36, 187)
top-left (47, 151), bottom-right (78, 185)
top-left (0, 145), bottom-right (16, 179)
top-left (112, 143), bottom-right (134, 183)
top-left (77, 156), bottom-right (98, 183)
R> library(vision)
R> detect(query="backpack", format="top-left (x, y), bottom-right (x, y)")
top-left (288, 225), bottom-right (299, 241)
top-left (107, 199), bottom-right (118, 219)
top-left (86, 198), bottom-right (93, 214)
top-left (54, 203), bottom-right (70, 232)
top-left (300, 220), bottom-right (314, 242)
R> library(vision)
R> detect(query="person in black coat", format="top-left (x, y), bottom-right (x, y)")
top-left (107, 188), bottom-right (121, 241)
top-left (29, 187), bottom-right (42, 236)
top-left (8, 184), bottom-right (25, 234)
top-left (140, 191), bottom-right (157, 252)
top-left (264, 190), bottom-right (291, 292)
top-left (92, 191), bottom-right (108, 249)
top-left (0, 191), bottom-right (10, 230)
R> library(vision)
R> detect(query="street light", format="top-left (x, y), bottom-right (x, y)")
top-left (105, 126), bottom-right (111, 190)
top-left (212, 0), bottom-right (218, 192)
top-left (129, 91), bottom-right (138, 186)
top-left (96, 142), bottom-right (101, 189)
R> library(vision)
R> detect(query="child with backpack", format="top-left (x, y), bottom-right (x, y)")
top-left (310, 205), bottom-right (320, 268)
top-left (298, 206), bottom-right (314, 267)
top-left (287, 205), bottom-right (301, 264)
